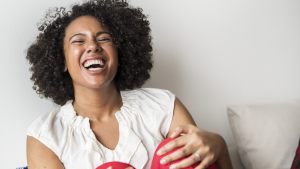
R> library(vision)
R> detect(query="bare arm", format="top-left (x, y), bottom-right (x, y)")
top-left (161, 97), bottom-right (233, 169)
top-left (167, 97), bottom-right (196, 136)
top-left (27, 136), bottom-right (65, 169)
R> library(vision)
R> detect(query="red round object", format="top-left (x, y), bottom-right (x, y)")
top-left (96, 161), bottom-right (135, 169)
top-left (151, 138), bottom-right (218, 169)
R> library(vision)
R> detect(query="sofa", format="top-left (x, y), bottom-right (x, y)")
top-left (226, 100), bottom-right (300, 169)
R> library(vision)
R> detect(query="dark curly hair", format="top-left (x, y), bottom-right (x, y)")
top-left (26, 0), bottom-right (153, 106)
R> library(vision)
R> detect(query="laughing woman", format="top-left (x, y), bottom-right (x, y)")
top-left (26, 0), bottom-right (232, 169)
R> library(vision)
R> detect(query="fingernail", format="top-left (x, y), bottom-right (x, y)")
top-left (157, 150), bottom-right (162, 155)
top-left (160, 158), bottom-right (167, 165)
top-left (169, 164), bottom-right (177, 169)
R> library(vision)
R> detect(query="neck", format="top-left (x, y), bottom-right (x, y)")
top-left (72, 82), bottom-right (122, 121)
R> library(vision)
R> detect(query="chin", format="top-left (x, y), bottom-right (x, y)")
top-left (87, 83), bottom-right (106, 89)
top-left (87, 81), bottom-right (114, 90)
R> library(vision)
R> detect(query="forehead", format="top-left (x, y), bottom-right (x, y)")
top-left (65, 15), bottom-right (108, 37)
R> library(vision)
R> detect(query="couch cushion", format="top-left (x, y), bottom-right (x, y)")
top-left (227, 101), bottom-right (300, 169)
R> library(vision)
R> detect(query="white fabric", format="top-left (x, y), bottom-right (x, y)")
top-left (27, 88), bottom-right (175, 169)
top-left (227, 101), bottom-right (300, 169)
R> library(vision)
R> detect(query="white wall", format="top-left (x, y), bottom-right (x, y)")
top-left (1, 0), bottom-right (299, 167)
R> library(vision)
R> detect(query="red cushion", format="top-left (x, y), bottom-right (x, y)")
top-left (96, 137), bottom-right (218, 169)
top-left (96, 161), bottom-right (135, 169)
top-left (151, 137), bottom-right (218, 169)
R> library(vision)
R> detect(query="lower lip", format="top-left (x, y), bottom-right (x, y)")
top-left (82, 63), bottom-right (107, 75)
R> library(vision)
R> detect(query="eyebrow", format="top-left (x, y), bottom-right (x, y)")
top-left (69, 31), bottom-right (111, 41)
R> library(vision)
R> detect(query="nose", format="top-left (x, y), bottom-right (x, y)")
top-left (86, 39), bottom-right (101, 53)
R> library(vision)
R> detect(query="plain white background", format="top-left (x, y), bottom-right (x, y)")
top-left (0, 0), bottom-right (299, 167)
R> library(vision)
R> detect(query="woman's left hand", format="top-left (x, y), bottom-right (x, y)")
top-left (156, 124), bottom-right (227, 169)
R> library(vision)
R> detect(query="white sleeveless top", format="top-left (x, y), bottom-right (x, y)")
top-left (27, 88), bottom-right (175, 169)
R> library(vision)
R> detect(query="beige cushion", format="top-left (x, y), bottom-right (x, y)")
top-left (227, 101), bottom-right (300, 169)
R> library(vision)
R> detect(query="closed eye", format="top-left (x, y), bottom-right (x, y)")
top-left (72, 40), bottom-right (85, 43)
top-left (98, 38), bottom-right (110, 42)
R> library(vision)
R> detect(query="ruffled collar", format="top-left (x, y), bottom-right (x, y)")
top-left (60, 90), bottom-right (136, 126)
top-left (58, 89), bottom-right (148, 168)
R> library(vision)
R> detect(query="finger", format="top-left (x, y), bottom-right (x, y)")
top-left (160, 145), bottom-right (193, 165)
top-left (160, 138), bottom-right (204, 166)
top-left (125, 167), bottom-right (134, 169)
top-left (168, 151), bottom-right (201, 169)
top-left (170, 126), bottom-right (184, 138)
top-left (157, 136), bottom-right (188, 156)
top-left (170, 125), bottom-right (195, 138)
top-left (195, 157), bottom-right (213, 169)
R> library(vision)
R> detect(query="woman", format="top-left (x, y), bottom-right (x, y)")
top-left (26, 0), bottom-right (232, 168)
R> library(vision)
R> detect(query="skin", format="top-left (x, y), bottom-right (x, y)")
top-left (27, 15), bottom-right (232, 169)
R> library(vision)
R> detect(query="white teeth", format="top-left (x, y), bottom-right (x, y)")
top-left (88, 67), bottom-right (102, 71)
top-left (84, 59), bottom-right (104, 68)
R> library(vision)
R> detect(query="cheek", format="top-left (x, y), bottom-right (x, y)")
top-left (65, 47), bottom-right (83, 68)
top-left (73, 48), bottom-right (82, 58)
top-left (103, 45), bottom-right (118, 60)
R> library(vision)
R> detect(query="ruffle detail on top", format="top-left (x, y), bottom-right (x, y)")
top-left (59, 94), bottom-right (149, 168)
top-left (119, 89), bottom-right (158, 132)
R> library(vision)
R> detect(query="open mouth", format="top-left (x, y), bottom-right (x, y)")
top-left (83, 59), bottom-right (106, 71)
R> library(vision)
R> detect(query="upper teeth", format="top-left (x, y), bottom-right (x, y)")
top-left (84, 59), bottom-right (104, 68)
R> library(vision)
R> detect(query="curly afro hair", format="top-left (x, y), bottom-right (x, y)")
top-left (26, 0), bottom-right (153, 106)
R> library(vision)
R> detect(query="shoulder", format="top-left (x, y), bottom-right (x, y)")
top-left (27, 101), bottom-right (76, 138)
top-left (26, 107), bottom-right (66, 168)
top-left (27, 103), bottom-right (70, 159)
top-left (121, 88), bottom-right (176, 138)
top-left (135, 87), bottom-right (174, 97)
top-left (121, 88), bottom-right (176, 109)
top-left (27, 108), bottom-right (61, 138)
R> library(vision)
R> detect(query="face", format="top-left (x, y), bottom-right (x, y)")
top-left (63, 15), bottom-right (118, 90)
